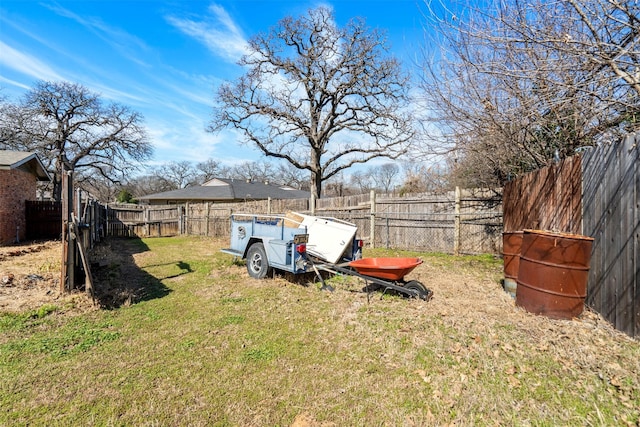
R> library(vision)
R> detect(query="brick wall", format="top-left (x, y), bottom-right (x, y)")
top-left (0, 169), bottom-right (37, 245)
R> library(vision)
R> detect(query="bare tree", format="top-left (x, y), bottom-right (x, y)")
top-left (418, 0), bottom-right (639, 185)
top-left (564, 0), bottom-right (640, 101)
top-left (195, 158), bottom-right (223, 183)
top-left (210, 7), bottom-right (415, 198)
top-left (226, 160), bottom-right (277, 183)
top-left (0, 81), bottom-right (152, 201)
top-left (397, 161), bottom-right (451, 194)
top-left (276, 162), bottom-right (310, 190)
top-left (322, 171), bottom-right (349, 197)
top-left (135, 158), bottom-right (310, 196)
top-left (126, 174), bottom-right (173, 197)
top-left (370, 162), bottom-right (400, 193)
top-left (153, 160), bottom-right (198, 190)
top-left (76, 169), bottom-right (121, 202)
top-left (349, 169), bottom-right (374, 193)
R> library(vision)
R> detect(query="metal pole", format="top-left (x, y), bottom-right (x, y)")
top-left (386, 217), bottom-right (390, 249)
top-left (370, 190), bottom-right (376, 248)
top-left (454, 186), bottom-right (461, 256)
top-left (205, 202), bottom-right (210, 236)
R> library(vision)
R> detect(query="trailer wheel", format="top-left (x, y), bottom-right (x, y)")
top-left (246, 242), bottom-right (272, 279)
top-left (404, 280), bottom-right (432, 301)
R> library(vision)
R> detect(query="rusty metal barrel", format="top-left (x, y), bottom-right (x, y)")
top-left (502, 231), bottom-right (523, 298)
top-left (516, 229), bottom-right (594, 319)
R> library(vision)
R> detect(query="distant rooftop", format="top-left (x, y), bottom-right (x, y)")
top-left (137, 178), bottom-right (309, 203)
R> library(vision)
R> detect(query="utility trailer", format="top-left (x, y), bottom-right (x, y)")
top-left (221, 212), bottom-right (432, 300)
top-left (220, 213), bottom-right (362, 278)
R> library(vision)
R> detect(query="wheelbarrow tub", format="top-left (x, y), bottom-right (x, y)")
top-left (348, 257), bottom-right (422, 281)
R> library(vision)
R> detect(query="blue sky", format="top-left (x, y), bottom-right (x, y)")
top-left (0, 1), bottom-right (431, 173)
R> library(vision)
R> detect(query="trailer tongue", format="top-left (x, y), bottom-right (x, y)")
top-left (221, 212), bottom-right (432, 300)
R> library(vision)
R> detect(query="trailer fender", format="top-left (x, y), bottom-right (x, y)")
top-left (245, 237), bottom-right (289, 266)
top-left (262, 238), bottom-right (288, 266)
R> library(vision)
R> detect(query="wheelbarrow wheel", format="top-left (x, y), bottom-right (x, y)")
top-left (404, 280), bottom-right (432, 301)
top-left (246, 242), bottom-right (272, 279)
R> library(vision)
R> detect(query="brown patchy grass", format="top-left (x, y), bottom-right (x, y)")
top-left (0, 236), bottom-right (638, 426)
top-left (0, 240), bottom-right (94, 313)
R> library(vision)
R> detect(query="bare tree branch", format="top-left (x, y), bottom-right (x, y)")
top-left (418, 0), bottom-right (639, 187)
top-left (209, 7), bottom-right (415, 198)
top-left (0, 81), bottom-right (152, 201)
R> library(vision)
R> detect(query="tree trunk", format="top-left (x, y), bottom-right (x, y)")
top-left (311, 171), bottom-right (322, 199)
top-left (310, 147), bottom-right (323, 199)
top-left (53, 173), bottom-right (63, 202)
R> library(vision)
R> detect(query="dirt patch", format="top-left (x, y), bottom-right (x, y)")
top-left (0, 239), bottom-right (142, 313)
top-left (0, 240), bottom-right (89, 312)
top-left (0, 238), bottom-right (173, 313)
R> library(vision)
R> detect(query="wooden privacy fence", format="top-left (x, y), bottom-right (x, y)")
top-left (105, 204), bottom-right (184, 237)
top-left (503, 156), bottom-right (582, 233)
top-left (503, 133), bottom-right (639, 337)
top-left (25, 200), bottom-right (62, 240)
top-left (582, 134), bottom-right (639, 338)
top-left (104, 189), bottom-right (502, 255)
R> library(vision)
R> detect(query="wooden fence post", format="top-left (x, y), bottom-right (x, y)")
top-left (144, 207), bottom-right (150, 237)
top-left (182, 204), bottom-right (187, 235)
top-left (310, 195), bottom-right (316, 215)
top-left (454, 186), bottom-right (461, 256)
top-left (60, 169), bottom-right (68, 293)
top-left (370, 190), bottom-right (376, 248)
top-left (61, 168), bottom-right (75, 292)
top-left (205, 202), bottom-right (210, 236)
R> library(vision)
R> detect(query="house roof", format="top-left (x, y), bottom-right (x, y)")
top-left (138, 178), bottom-right (309, 202)
top-left (0, 150), bottom-right (51, 181)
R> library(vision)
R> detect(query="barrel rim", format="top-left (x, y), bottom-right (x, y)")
top-left (522, 229), bottom-right (594, 241)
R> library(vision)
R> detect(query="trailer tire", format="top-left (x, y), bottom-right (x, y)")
top-left (404, 280), bottom-right (432, 301)
top-left (246, 242), bottom-right (272, 279)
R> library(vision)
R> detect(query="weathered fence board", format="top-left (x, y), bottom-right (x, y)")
top-left (503, 156), bottom-right (582, 233)
top-left (25, 200), bottom-right (62, 240)
top-left (104, 190), bottom-right (503, 255)
top-left (502, 133), bottom-right (638, 337)
top-left (582, 134), bottom-right (639, 337)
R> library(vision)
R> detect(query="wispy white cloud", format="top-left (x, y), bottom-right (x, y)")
top-left (89, 82), bottom-right (150, 105)
top-left (166, 4), bottom-right (249, 62)
top-left (0, 10), bottom-right (146, 98)
top-left (42, 3), bottom-right (151, 67)
top-left (145, 115), bottom-right (260, 167)
top-left (0, 41), bottom-right (64, 82)
top-left (0, 75), bottom-right (31, 91)
top-left (0, 2), bottom-right (253, 167)
top-left (156, 69), bottom-right (219, 107)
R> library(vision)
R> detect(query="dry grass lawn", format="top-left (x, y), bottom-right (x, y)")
top-left (0, 236), bottom-right (638, 426)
